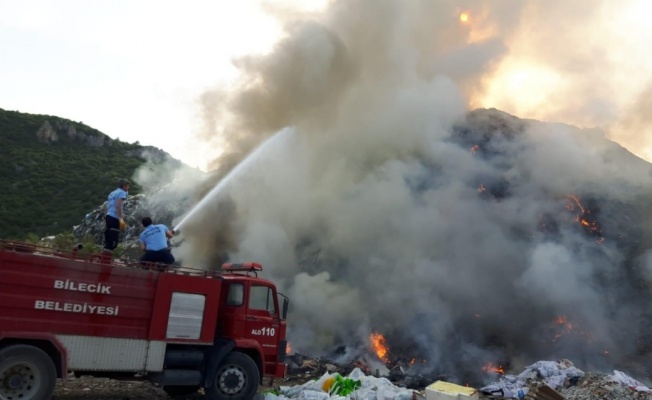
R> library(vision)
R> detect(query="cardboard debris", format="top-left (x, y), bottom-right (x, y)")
top-left (524, 383), bottom-right (565, 400)
top-left (425, 381), bottom-right (479, 400)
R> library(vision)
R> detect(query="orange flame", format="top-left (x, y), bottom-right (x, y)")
top-left (470, 144), bottom-right (480, 154)
top-left (482, 362), bottom-right (505, 374)
top-left (554, 316), bottom-right (573, 330)
top-left (565, 195), bottom-right (603, 242)
top-left (550, 315), bottom-right (593, 344)
top-left (459, 12), bottom-right (470, 23)
top-left (286, 342), bottom-right (293, 355)
top-left (551, 315), bottom-right (574, 343)
top-left (370, 332), bottom-right (389, 362)
top-left (566, 195), bottom-right (585, 213)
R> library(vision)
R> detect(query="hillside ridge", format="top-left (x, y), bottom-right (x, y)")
top-left (0, 107), bottom-right (185, 239)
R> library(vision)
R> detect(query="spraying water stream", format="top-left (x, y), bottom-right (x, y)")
top-left (174, 128), bottom-right (293, 232)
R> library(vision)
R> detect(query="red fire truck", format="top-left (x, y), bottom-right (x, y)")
top-left (0, 240), bottom-right (289, 400)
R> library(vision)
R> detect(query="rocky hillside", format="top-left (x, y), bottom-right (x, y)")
top-left (0, 108), bottom-right (186, 239)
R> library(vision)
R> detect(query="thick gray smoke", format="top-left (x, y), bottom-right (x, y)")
top-left (173, 0), bottom-right (652, 383)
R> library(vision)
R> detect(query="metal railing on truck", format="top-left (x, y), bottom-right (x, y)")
top-left (0, 239), bottom-right (225, 278)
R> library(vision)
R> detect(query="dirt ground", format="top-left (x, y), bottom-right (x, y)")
top-left (52, 375), bottom-right (305, 400)
top-left (53, 376), bottom-right (186, 400)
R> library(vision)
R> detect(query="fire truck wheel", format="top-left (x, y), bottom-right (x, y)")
top-left (163, 385), bottom-right (200, 397)
top-left (206, 352), bottom-right (260, 400)
top-left (0, 344), bottom-right (57, 400)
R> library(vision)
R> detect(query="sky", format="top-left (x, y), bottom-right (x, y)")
top-left (0, 0), bottom-right (325, 170)
top-left (2, 0), bottom-right (652, 171)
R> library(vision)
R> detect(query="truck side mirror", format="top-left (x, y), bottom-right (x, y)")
top-left (277, 292), bottom-right (289, 320)
top-left (282, 298), bottom-right (289, 320)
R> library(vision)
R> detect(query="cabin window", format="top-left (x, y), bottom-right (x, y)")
top-left (227, 283), bottom-right (244, 306)
top-left (249, 285), bottom-right (276, 315)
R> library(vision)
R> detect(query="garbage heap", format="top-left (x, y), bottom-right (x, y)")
top-left (267, 359), bottom-right (652, 400)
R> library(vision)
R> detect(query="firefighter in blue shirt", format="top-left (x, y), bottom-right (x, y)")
top-left (139, 216), bottom-right (176, 266)
top-left (101, 178), bottom-right (129, 262)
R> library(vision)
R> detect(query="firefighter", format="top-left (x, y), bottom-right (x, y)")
top-left (101, 178), bottom-right (130, 263)
top-left (138, 216), bottom-right (176, 266)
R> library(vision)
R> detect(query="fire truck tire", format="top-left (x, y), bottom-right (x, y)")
top-left (163, 385), bottom-right (200, 397)
top-left (206, 352), bottom-right (260, 400)
top-left (0, 344), bottom-right (57, 400)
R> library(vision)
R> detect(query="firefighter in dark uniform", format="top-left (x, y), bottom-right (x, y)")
top-left (139, 216), bottom-right (176, 266)
top-left (101, 178), bottom-right (129, 262)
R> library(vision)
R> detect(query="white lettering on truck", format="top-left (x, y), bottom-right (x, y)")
top-left (34, 300), bottom-right (119, 316)
top-left (53, 280), bottom-right (111, 294)
top-left (251, 327), bottom-right (276, 336)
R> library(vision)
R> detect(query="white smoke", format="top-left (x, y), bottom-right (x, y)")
top-left (168, 0), bottom-right (652, 383)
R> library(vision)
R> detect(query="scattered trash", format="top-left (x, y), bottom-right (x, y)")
top-left (329, 375), bottom-right (362, 396)
top-left (268, 354), bottom-right (652, 400)
top-left (425, 381), bottom-right (479, 400)
top-left (609, 370), bottom-right (652, 393)
top-left (267, 368), bottom-right (415, 400)
top-left (480, 360), bottom-right (583, 398)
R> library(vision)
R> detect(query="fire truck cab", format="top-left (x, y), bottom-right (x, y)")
top-left (0, 241), bottom-right (289, 400)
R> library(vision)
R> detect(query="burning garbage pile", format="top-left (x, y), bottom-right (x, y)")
top-left (477, 360), bottom-right (652, 400)
top-left (277, 337), bottom-right (652, 400)
top-left (283, 333), bottom-right (443, 390)
top-left (279, 339), bottom-right (652, 400)
top-left (266, 109), bottom-right (652, 388)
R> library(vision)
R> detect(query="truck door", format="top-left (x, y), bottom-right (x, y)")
top-left (245, 284), bottom-right (280, 362)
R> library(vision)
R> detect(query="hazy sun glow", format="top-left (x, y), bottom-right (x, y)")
top-left (472, 0), bottom-right (652, 162)
top-left (480, 62), bottom-right (564, 119)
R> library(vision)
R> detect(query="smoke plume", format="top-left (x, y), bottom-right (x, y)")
top-left (173, 0), bottom-right (652, 383)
